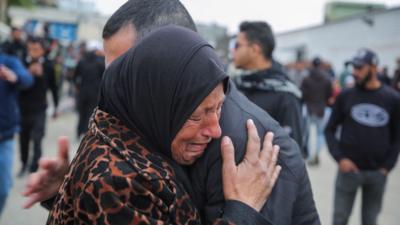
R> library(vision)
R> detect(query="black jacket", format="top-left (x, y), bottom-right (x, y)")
top-left (1, 39), bottom-right (26, 60)
top-left (19, 56), bottom-right (58, 114)
top-left (301, 68), bottom-right (332, 118)
top-left (74, 51), bottom-right (105, 100)
top-left (234, 65), bottom-right (304, 152)
top-left (190, 81), bottom-right (320, 225)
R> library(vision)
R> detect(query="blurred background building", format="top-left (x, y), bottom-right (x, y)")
top-left (275, 2), bottom-right (400, 75)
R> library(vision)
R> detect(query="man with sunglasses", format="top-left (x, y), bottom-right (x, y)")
top-left (232, 21), bottom-right (305, 156)
top-left (325, 48), bottom-right (400, 225)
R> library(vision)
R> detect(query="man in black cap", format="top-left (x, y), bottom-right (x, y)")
top-left (325, 48), bottom-right (400, 225)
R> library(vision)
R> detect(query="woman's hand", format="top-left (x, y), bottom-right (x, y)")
top-left (221, 119), bottom-right (281, 212)
top-left (22, 136), bottom-right (70, 209)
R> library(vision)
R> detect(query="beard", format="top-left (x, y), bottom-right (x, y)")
top-left (354, 69), bottom-right (372, 89)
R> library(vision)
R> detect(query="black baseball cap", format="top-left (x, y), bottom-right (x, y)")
top-left (347, 48), bottom-right (379, 68)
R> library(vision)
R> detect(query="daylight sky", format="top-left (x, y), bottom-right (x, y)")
top-left (95, 0), bottom-right (400, 34)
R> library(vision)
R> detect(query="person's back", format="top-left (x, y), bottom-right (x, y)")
top-left (190, 82), bottom-right (320, 225)
top-left (74, 51), bottom-right (105, 99)
top-left (301, 67), bottom-right (332, 118)
top-left (74, 50), bottom-right (105, 137)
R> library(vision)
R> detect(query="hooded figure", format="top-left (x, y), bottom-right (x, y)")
top-left (47, 26), bottom-right (273, 225)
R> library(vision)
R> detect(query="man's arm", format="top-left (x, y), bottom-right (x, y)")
top-left (382, 94), bottom-right (400, 171)
top-left (291, 165), bottom-right (320, 225)
top-left (324, 94), bottom-right (360, 173)
top-left (1, 55), bottom-right (33, 89)
top-left (324, 94), bottom-right (345, 162)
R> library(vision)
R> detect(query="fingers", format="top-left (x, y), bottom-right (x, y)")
top-left (39, 157), bottom-right (58, 171)
top-left (244, 119), bottom-right (261, 162)
top-left (22, 171), bottom-right (45, 196)
top-left (260, 132), bottom-right (274, 162)
top-left (221, 136), bottom-right (236, 173)
top-left (58, 136), bottom-right (70, 163)
top-left (267, 145), bottom-right (280, 173)
top-left (22, 193), bottom-right (41, 209)
top-left (269, 165), bottom-right (282, 188)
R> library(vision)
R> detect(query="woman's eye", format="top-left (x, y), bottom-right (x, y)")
top-left (189, 116), bottom-right (202, 122)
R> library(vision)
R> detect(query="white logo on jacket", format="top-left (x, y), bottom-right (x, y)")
top-left (351, 103), bottom-right (389, 127)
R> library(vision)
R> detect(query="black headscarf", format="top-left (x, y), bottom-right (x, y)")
top-left (98, 25), bottom-right (228, 158)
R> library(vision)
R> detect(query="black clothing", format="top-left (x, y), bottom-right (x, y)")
top-left (393, 68), bottom-right (400, 92)
top-left (19, 111), bottom-right (46, 172)
top-left (99, 26), bottom-right (228, 158)
top-left (325, 85), bottom-right (400, 171)
top-left (74, 52), bottom-right (105, 136)
top-left (234, 64), bottom-right (305, 151)
top-left (1, 39), bottom-right (26, 60)
top-left (18, 56), bottom-right (58, 172)
top-left (301, 68), bottom-right (332, 118)
top-left (191, 82), bottom-right (320, 225)
top-left (98, 25), bottom-right (271, 225)
top-left (378, 73), bottom-right (391, 86)
top-left (19, 57), bottom-right (58, 114)
top-left (74, 52), bottom-right (105, 100)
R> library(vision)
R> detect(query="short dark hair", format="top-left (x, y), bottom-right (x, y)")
top-left (102, 0), bottom-right (197, 40)
top-left (27, 36), bottom-right (45, 49)
top-left (239, 21), bottom-right (275, 60)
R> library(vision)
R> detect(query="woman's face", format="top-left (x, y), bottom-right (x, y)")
top-left (171, 83), bottom-right (225, 165)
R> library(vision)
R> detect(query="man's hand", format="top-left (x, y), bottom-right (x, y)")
top-left (28, 63), bottom-right (43, 77)
top-left (221, 119), bottom-right (281, 212)
top-left (0, 65), bottom-right (18, 83)
top-left (339, 158), bottom-right (359, 173)
top-left (22, 136), bottom-right (70, 209)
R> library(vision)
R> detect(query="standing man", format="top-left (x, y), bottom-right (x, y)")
top-left (18, 37), bottom-right (59, 176)
top-left (301, 57), bottom-right (332, 165)
top-left (232, 21), bottom-right (305, 154)
top-left (0, 53), bottom-right (33, 216)
top-left (1, 27), bottom-right (26, 61)
top-left (73, 41), bottom-right (105, 139)
top-left (325, 48), bottom-right (400, 225)
top-left (23, 1), bottom-right (320, 224)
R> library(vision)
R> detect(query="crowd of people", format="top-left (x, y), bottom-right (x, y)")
top-left (0, 0), bottom-right (399, 225)
top-left (0, 26), bottom-right (105, 216)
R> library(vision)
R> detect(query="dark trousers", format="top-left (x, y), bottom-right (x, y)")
top-left (19, 111), bottom-right (46, 172)
top-left (333, 170), bottom-right (387, 225)
top-left (76, 95), bottom-right (97, 138)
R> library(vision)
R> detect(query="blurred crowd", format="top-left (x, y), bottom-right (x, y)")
top-left (0, 26), bottom-right (105, 213)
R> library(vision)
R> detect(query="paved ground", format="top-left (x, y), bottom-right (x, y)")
top-left (1, 111), bottom-right (399, 225)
